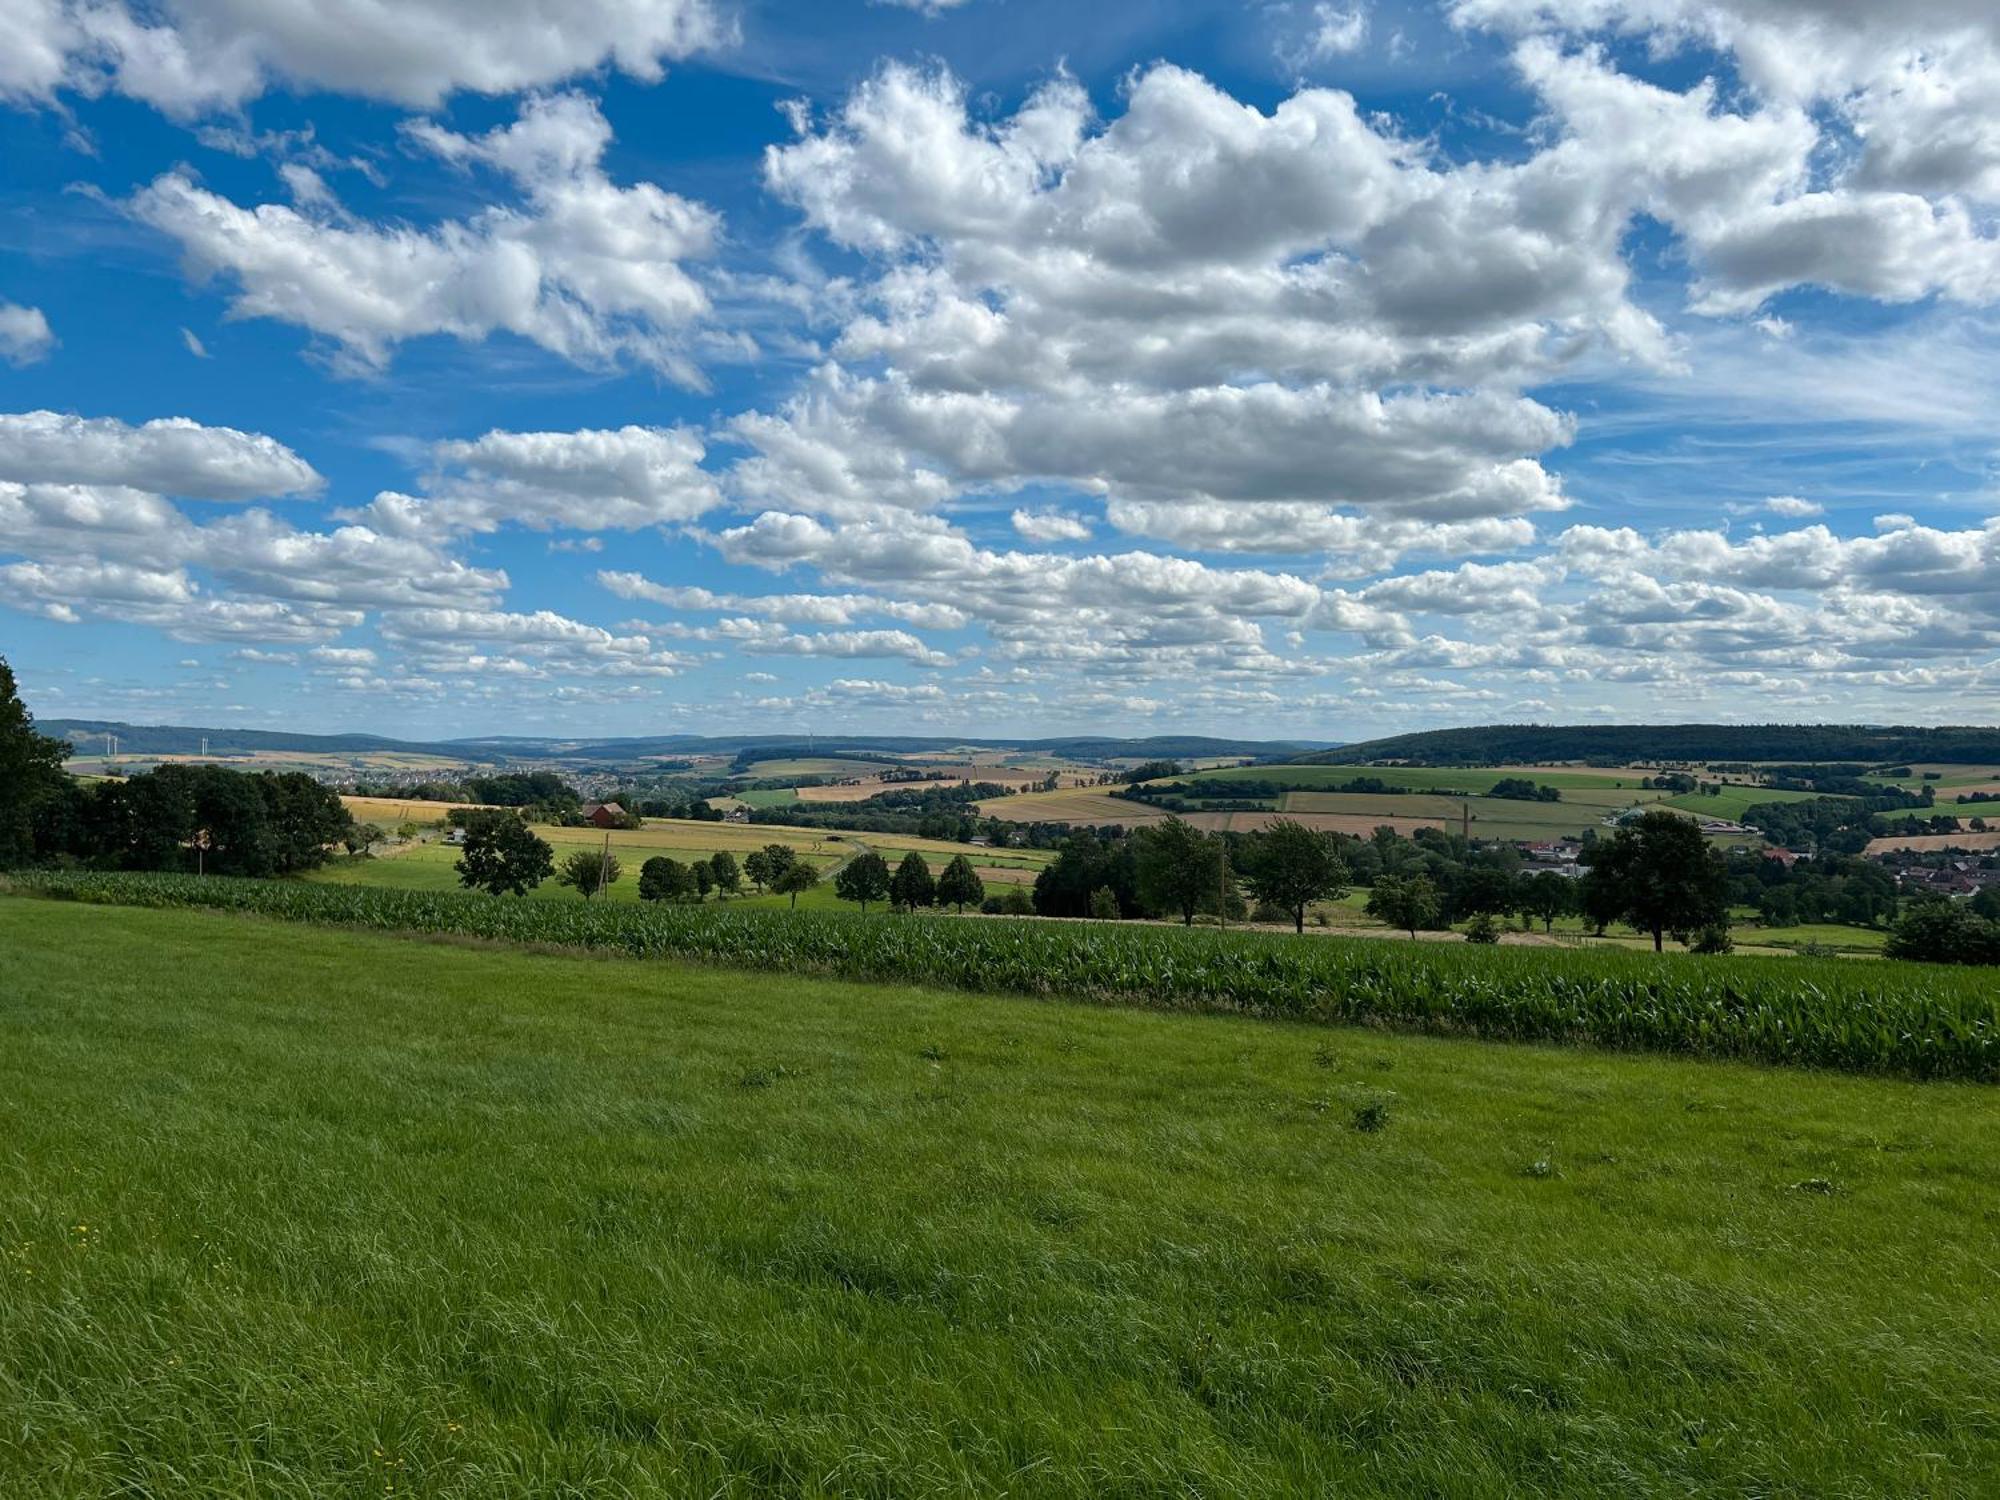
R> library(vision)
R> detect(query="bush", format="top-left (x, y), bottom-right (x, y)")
top-left (1089, 886), bottom-right (1121, 921)
top-left (1463, 913), bottom-right (1501, 944)
top-left (1691, 925), bottom-right (1735, 955)
top-left (1885, 898), bottom-right (2000, 966)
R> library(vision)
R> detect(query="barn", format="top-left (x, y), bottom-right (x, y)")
top-left (581, 801), bottom-right (627, 830)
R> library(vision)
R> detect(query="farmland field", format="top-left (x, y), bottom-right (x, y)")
top-left (1191, 763), bottom-right (1665, 793)
top-left (1864, 829), bottom-right (2000, 855)
top-left (3, 895), bottom-right (1997, 1496)
top-left (309, 813), bottom-right (1052, 906)
top-left (1663, 786), bottom-right (1830, 820)
top-left (1277, 786), bottom-right (1676, 841)
top-left (730, 787), bottom-right (799, 808)
top-left (979, 787), bottom-right (1159, 824)
top-left (340, 793), bottom-right (490, 825)
top-left (735, 757), bottom-right (898, 778)
top-left (1865, 763), bottom-right (2000, 791)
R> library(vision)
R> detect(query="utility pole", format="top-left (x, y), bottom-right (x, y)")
top-left (597, 828), bottom-right (612, 899)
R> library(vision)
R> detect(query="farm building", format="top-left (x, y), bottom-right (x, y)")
top-left (581, 801), bottom-right (627, 829)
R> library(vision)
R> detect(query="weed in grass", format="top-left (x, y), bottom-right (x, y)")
top-left (1792, 1177), bottom-right (1840, 1195)
top-left (1351, 1098), bottom-right (1393, 1133)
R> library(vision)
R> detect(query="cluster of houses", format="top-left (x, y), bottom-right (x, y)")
top-left (1889, 860), bottom-right (2000, 898)
top-left (1600, 805), bottom-right (1750, 836)
top-left (1521, 841), bottom-right (1586, 878)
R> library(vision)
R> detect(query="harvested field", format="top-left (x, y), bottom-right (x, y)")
top-left (1865, 830), bottom-right (2000, 855)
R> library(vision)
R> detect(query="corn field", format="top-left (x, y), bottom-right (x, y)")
top-left (11, 870), bottom-right (1998, 1079)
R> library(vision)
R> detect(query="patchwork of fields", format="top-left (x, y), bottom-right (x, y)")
top-left (3, 896), bottom-right (1996, 1495)
top-left (320, 803), bottom-right (1051, 906)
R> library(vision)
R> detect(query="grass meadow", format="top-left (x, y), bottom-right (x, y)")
top-left (317, 809), bottom-right (1053, 909)
top-left (3, 896), bottom-right (1997, 1497)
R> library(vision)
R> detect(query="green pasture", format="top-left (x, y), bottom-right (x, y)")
top-left (2, 897), bottom-right (1996, 1497)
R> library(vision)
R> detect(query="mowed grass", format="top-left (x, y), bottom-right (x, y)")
top-left (1665, 786), bottom-right (1832, 820)
top-left (2, 899), bottom-right (1998, 1497)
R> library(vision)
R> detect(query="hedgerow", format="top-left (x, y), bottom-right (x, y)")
top-left (9, 870), bottom-right (1998, 1080)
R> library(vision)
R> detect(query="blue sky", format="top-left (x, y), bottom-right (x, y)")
top-left (3, 0), bottom-right (1998, 740)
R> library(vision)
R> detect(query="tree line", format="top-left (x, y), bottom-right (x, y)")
top-left (1, 662), bottom-right (357, 878)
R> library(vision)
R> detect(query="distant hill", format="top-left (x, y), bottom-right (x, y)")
top-left (44, 721), bottom-right (445, 757)
top-left (1301, 723), bottom-right (2000, 767)
top-left (45, 720), bottom-right (1331, 764)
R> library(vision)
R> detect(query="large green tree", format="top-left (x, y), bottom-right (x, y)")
top-left (1365, 874), bottom-right (1440, 939)
top-left (889, 850), bottom-right (935, 911)
top-left (638, 856), bottom-right (694, 903)
top-left (1580, 809), bottom-right (1729, 952)
top-left (707, 851), bottom-right (742, 898)
top-left (1240, 818), bottom-right (1349, 934)
top-left (744, 843), bottom-right (797, 893)
top-left (834, 850), bottom-right (892, 913)
top-left (936, 854), bottom-right (985, 914)
top-left (1517, 871), bottom-right (1577, 933)
top-left (455, 811), bottom-right (555, 897)
top-left (1132, 815), bottom-right (1227, 925)
top-left (772, 860), bottom-right (821, 909)
top-left (0, 657), bottom-right (69, 868)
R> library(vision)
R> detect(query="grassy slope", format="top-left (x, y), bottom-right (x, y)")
top-left (3, 900), bottom-right (1997, 1497)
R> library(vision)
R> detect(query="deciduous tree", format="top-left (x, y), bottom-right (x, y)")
top-left (773, 860), bottom-right (820, 909)
top-left (456, 811), bottom-right (555, 897)
top-left (558, 848), bottom-right (621, 900)
top-left (708, 850), bottom-right (741, 898)
top-left (0, 657), bottom-right (67, 867)
top-left (638, 856), bottom-right (694, 903)
top-left (1240, 818), bottom-right (1349, 934)
top-left (936, 854), bottom-right (984, 913)
top-left (889, 850), bottom-right (935, 911)
top-left (1365, 874), bottom-right (1440, 938)
top-left (835, 850), bottom-right (891, 913)
top-left (1580, 809), bottom-right (1729, 952)
top-left (1132, 815), bottom-right (1226, 925)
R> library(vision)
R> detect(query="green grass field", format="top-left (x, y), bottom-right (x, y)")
top-left (1193, 764), bottom-right (1648, 793)
top-left (736, 757), bottom-right (896, 779)
top-left (311, 815), bottom-right (1052, 909)
top-left (731, 787), bottom-right (800, 808)
top-left (1277, 786), bottom-right (1672, 842)
top-left (1664, 786), bottom-right (1831, 820)
top-left (3, 896), bottom-right (1997, 1496)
